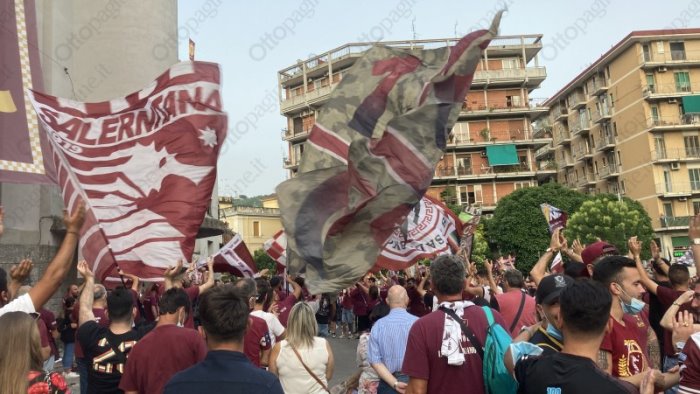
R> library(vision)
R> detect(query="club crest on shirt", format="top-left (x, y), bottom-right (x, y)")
top-left (618, 339), bottom-right (647, 377)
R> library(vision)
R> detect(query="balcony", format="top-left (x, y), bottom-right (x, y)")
top-left (532, 120), bottom-right (552, 138)
top-left (280, 83), bottom-right (336, 113)
top-left (283, 157), bottom-right (299, 170)
top-left (642, 82), bottom-right (700, 100)
top-left (570, 117), bottom-right (591, 136)
top-left (596, 134), bottom-right (615, 151)
top-left (659, 215), bottom-right (692, 230)
top-left (472, 67), bottom-right (547, 87)
top-left (651, 147), bottom-right (700, 162)
top-left (640, 49), bottom-right (700, 68)
top-left (560, 157), bottom-right (575, 168)
top-left (449, 128), bottom-right (549, 147)
top-left (591, 81), bottom-right (609, 96)
top-left (568, 92), bottom-right (587, 109)
top-left (283, 127), bottom-right (311, 142)
top-left (573, 145), bottom-right (593, 161)
top-left (535, 142), bottom-right (554, 159)
top-left (461, 100), bottom-right (549, 118)
top-left (556, 130), bottom-right (572, 145)
top-left (553, 107), bottom-right (568, 122)
top-left (433, 163), bottom-right (541, 181)
top-left (647, 114), bottom-right (700, 130)
top-left (592, 107), bottom-right (613, 123)
top-left (599, 164), bottom-right (619, 178)
top-left (655, 182), bottom-right (700, 197)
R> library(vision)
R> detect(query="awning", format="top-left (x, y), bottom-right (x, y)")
top-left (682, 96), bottom-right (700, 113)
top-left (672, 236), bottom-right (690, 247)
top-left (486, 144), bottom-right (519, 166)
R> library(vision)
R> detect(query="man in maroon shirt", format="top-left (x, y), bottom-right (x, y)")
top-left (277, 276), bottom-right (302, 328)
top-left (402, 255), bottom-right (507, 394)
top-left (164, 258), bottom-right (215, 329)
top-left (73, 283), bottom-right (110, 394)
top-left (494, 269), bottom-right (537, 337)
top-left (351, 276), bottom-right (373, 336)
top-left (120, 288), bottom-right (207, 393)
top-left (234, 278), bottom-right (272, 367)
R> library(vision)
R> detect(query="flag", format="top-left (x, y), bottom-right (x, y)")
top-left (377, 195), bottom-right (463, 269)
top-left (211, 234), bottom-right (257, 277)
top-left (550, 251), bottom-right (564, 274)
top-left (263, 229), bottom-right (287, 274)
top-left (541, 203), bottom-right (568, 233)
top-left (277, 14), bottom-right (501, 293)
top-left (28, 61), bottom-right (228, 283)
top-left (677, 248), bottom-right (695, 266)
top-left (0, 0), bottom-right (55, 183)
top-left (457, 206), bottom-right (482, 264)
top-left (189, 39), bottom-right (196, 61)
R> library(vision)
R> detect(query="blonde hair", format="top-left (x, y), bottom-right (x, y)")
top-left (286, 302), bottom-right (317, 349)
top-left (0, 312), bottom-right (44, 394)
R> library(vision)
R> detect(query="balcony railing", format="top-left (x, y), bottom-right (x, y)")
top-left (434, 163), bottom-right (535, 179)
top-left (599, 164), bottom-right (619, 178)
top-left (220, 206), bottom-right (281, 217)
top-left (570, 117), bottom-right (591, 135)
top-left (280, 83), bottom-right (336, 112)
top-left (473, 67), bottom-right (547, 83)
top-left (553, 107), bottom-right (568, 120)
top-left (556, 130), bottom-right (571, 144)
top-left (450, 128), bottom-right (539, 145)
top-left (596, 134), bottom-right (615, 150)
top-left (659, 215), bottom-right (692, 228)
top-left (640, 49), bottom-right (700, 65)
top-left (647, 114), bottom-right (700, 128)
top-left (651, 147), bottom-right (700, 161)
top-left (655, 182), bottom-right (700, 195)
top-left (592, 107), bottom-right (612, 123)
top-left (642, 82), bottom-right (700, 97)
top-left (535, 142), bottom-right (554, 158)
top-left (462, 100), bottom-right (548, 114)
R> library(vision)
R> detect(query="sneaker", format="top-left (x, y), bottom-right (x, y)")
top-left (64, 372), bottom-right (79, 379)
top-left (332, 333), bottom-right (336, 338)
top-left (339, 334), bottom-right (345, 339)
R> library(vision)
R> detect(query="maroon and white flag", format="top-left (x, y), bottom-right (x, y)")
top-left (210, 234), bottom-right (257, 277)
top-left (263, 229), bottom-right (287, 274)
top-left (28, 61), bottom-right (227, 283)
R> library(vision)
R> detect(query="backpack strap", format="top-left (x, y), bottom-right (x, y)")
top-left (439, 306), bottom-right (484, 360)
top-left (508, 292), bottom-right (527, 333)
top-left (482, 305), bottom-right (495, 327)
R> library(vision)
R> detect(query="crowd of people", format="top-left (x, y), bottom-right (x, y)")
top-left (3, 202), bottom-right (700, 394)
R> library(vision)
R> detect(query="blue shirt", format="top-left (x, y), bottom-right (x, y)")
top-left (164, 350), bottom-right (283, 394)
top-left (367, 308), bottom-right (419, 373)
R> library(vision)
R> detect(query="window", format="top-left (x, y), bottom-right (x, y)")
top-left (506, 95), bottom-right (522, 107)
top-left (646, 74), bottom-right (656, 93)
top-left (663, 202), bottom-right (674, 218)
top-left (684, 135), bottom-right (700, 157)
top-left (514, 182), bottom-right (530, 190)
top-left (674, 72), bottom-right (691, 92)
top-left (620, 180), bottom-right (626, 194)
top-left (657, 41), bottom-right (665, 54)
top-left (690, 168), bottom-right (700, 190)
top-left (651, 105), bottom-right (660, 123)
top-left (664, 169), bottom-right (672, 192)
top-left (694, 200), bottom-right (700, 215)
top-left (642, 43), bottom-right (651, 62)
top-left (501, 58), bottom-right (520, 69)
top-left (253, 221), bottom-right (261, 237)
top-left (670, 42), bottom-right (686, 60)
top-left (655, 136), bottom-right (667, 159)
top-left (457, 156), bottom-right (472, 175)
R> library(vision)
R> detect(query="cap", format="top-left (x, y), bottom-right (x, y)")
top-left (536, 274), bottom-right (574, 305)
top-left (581, 241), bottom-right (618, 266)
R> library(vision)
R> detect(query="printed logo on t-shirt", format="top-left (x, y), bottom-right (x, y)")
top-left (633, 315), bottom-right (646, 328)
top-left (617, 339), bottom-right (646, 377)
top-left (546, 388), bottom-right (561, 394)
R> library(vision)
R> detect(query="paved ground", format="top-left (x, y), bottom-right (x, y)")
top-left (61, 334), bottom-right (362, 391)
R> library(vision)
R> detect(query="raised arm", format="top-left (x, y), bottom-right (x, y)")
top-left (484, 259), bottom-right (501, 295)
top-left (77, 260), bottom-right (96, 326)
top-left (163, 259), bottom-right (183, 290)
top-left (287, 275), bottom-right (302, 300)
top-left (660, 290), bottom-right (696, 330)
top-left (530, 229), bottom-right (562, 286)
top-left (8, 259), bottom-right (33, 301)
top-left (690, 214), bottom-right (700, 275)
top-left (198, 257), bottom-right (215, 293)
top-left (119, 269), bottom-right (140, 291)
top-left (28, 202), bottom-right (85, 311)
top-left (629, 236), bottom-right (658, 295)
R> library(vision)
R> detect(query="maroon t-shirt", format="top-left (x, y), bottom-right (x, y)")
top-left (402, 305), bottom-right (507, 394)
top-left (680, 335), bottom-right (700, 392)
top-left (244, 315), bottom-right (271, 367)
top-left (39, 308), bottom-right (59, 357)
top-left (407, 287), bottom-right (428, 317)
top-left (600, 314), bottom-right (649, 378)
top-left (657, 286), bottom-right (691, 356)
top-left (38, 318), bottom-right (50, 348)
top-left (278, 294), bottom-right (298, 327)
top-left (73, 307), bottom-right (109, 359)
top-left (350, 287), bottom-right (369, 316)
top-left (341, 292), bottom-right (353, 309)
top-left (184, 286), bottom-right (200, 329)
top-left (119, 324), bottom-right (207, 393)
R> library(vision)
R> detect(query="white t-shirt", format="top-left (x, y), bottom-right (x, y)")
top-left (250, 310), bottom-right (285, 346)
top-left (0, 293), bottom-right (35, 317)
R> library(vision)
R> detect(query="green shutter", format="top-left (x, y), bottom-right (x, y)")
top-left (485, 144), bottom-right (519, 166)
top-left (682, 96), bottom-right (700, 113)
top-left (672, 236), bottom-right (690, 247)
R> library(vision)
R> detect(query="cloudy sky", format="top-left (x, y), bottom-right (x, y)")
top-left (177, 0), bottom-right (699, 196)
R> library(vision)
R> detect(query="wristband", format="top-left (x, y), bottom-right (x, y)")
top-left (66, 231), bottom-right (79, 236)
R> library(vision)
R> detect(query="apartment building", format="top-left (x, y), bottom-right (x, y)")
top-left (537, 29), bottom-right (700, 258)
top-left (278, 35), bottom-right (555, 213)
top-left (219, 196), bottom-right (282, 252)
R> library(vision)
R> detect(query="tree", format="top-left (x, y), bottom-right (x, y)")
top-left (486, 183), bottom-right (589, 273)
top-left (565, 195), bottom-right (654, 259)
top-left (469, 224), bottom-right (489, 264)
top-left (253, 249), bottom-right (276, 272)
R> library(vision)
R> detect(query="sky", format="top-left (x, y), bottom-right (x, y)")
top-left (177, 0), bottom-right (700, 197)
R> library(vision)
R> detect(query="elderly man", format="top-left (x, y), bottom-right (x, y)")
top-left (368, 285), bottom-right (418, 393)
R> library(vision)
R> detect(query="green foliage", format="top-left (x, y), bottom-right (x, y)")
top-left (470, 224), bottom-right (489, 264)
top-left (565, 195), bottom-right (654, 259)
top-left (253, 249), bottom-right (276, 272)
top-left (486, 183), bottom-right (589, 273)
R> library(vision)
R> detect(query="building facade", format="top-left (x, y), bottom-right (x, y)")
top-left (536, 29), bottom-right (700, 258)
top-left (278, 35), bottom-right (555, 213)
top-left (219, 196), bottom-right (282, 252)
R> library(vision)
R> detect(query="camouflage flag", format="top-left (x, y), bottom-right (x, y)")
top-left (457, 206), bottom-right (482, 264)
top-left (277, 14), bottom-right (501, 293)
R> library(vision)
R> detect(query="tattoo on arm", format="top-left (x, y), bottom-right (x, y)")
top-left (648, 328), bottom-right (661, 370)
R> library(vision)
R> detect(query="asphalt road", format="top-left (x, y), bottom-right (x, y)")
top-left (326, 334), bottom-right (362, 388)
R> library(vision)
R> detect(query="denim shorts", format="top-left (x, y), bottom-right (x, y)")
top-left (342, 308), bottom-right (354, 324)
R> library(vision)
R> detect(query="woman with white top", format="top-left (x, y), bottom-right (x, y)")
top-left (270, 302), bottom-right (335, 394)
top-left (251, 278), bottom-right (286, 347)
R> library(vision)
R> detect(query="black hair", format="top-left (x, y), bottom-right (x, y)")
top-left (592, 256), bottom-right (637, 288)
top-left (369, 285), bottom-right (379, 301)
top-left (651, 258), bottom-right (669, 276)
top-left (504, 269), bottom-right (524, 289)
top-left (107, 287), bottom-right (135, 322)
top-left (233, 277), bottom-right (256, 299)
top-left (397, 277), bottom-right (406, 287)
top-left (158, 288), bottom-right (190, 315)
top-left (559, 279), bottom-right (612, 337)
top-left (369, 302), bottom-right (390, 325)
top-left (255, 277), bottom-right (274, 311)
top-left (669, 264), bottom-right (690, 287)
top-left (431, 255), bottom-right (466, 296)
top-left (564, 261), bottom-right (588, 279)
top-left (270, 276), bottom-right (282, 288)
top-left (476, 267), bottom-right (489, 278)
top-left (294, 276), bottom-right (305, 288)
top-left (199, 284), bottom-right (248, 343)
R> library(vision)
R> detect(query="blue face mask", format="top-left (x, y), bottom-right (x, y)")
top-left (617, 284), bottom-right (645, 315)
top-left (545, 320), bottom-right (563, 341)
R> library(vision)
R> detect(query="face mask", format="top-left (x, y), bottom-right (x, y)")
top-left (617, 284), bottom-right (645, 315)
top-left (545, 319), bottom-right (563, 341)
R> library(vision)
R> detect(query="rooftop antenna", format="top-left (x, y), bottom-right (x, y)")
top-left (454, 21), bottom-right (459, 38)
top-left (410, 17), bottom-right (418, 49)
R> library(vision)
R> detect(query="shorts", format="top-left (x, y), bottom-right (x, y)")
top-left (342, 308), bottom-right (354, 324)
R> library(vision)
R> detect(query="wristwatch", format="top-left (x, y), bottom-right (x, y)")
top-left (692, 238), bottom-right (700, 245)
top-left (393, 381), bottom-right (399, 390)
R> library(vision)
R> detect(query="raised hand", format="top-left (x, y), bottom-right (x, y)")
top-left (549, 228), bottom-right (562, 252)
top-left (672, 310), bottom-right (695, 344)
top-left (10, 259), bottom-right (33, 282)
top-left (650, 240), bottom-right (661, 261)
top-left (628, 236), bottom-right (642, 258)
top-left (571, 238), bottom-right (584, 255)
top-left (77, 260), bottom-right (94, 279)
top-left (164, 259), bottom-right (184, 279)
top-left (64, 200), bottom-right (86, 233)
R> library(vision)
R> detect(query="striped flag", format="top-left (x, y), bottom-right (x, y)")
top-left (550, 251), bottom-right (564, 274)
top-left (211, 234), bottom-right (257, 277)
top-left (263, 229), bottom-right (287, 274)
top-left (28, 61), bottom-right (227, 283)
top-left (541, 203), bottom-right (568, 233)
top-left (277, 14), bottom-right (501, 293)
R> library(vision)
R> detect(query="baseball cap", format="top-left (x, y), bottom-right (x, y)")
top-left (536, 274), bottom-right (574, 305)
top-left (581, 241), bottom-right (618, 266)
